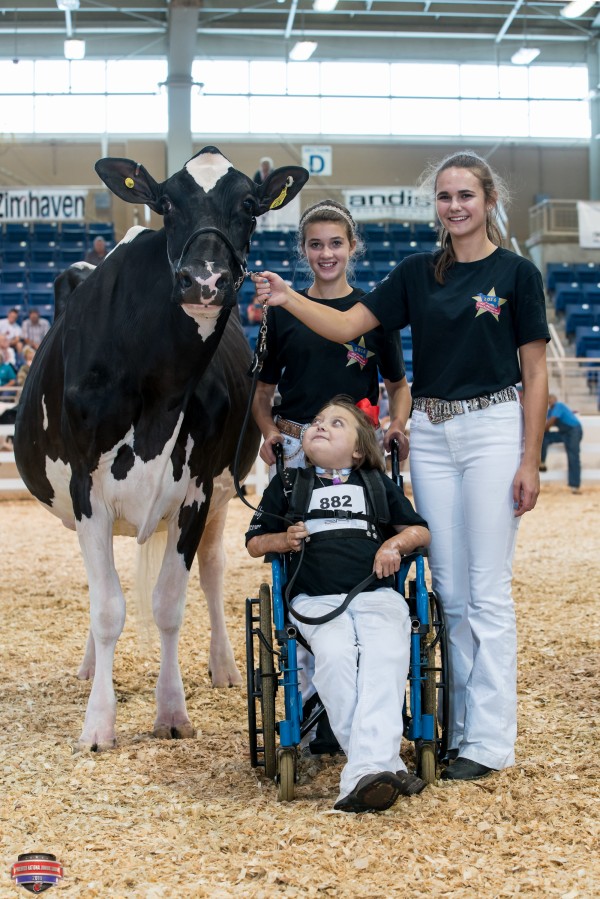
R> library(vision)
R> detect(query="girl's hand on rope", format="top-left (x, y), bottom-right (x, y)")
top-left (251, 271), bottom-right (290, 307)
top-left (286, 522), bottom-right (309, 553)
top-left (259, 432), bottom-right (283, 465)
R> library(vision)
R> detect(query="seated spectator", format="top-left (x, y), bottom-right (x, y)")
top-left (17, 346), bottom-right (35, 387)
top-left (86, 236), bottom-right (108, 266)
top-left (0, 357), bottom-right (17, 390)
top-left (22, 309), bottom-right (50, 349)
top-left (0, 333), bottom-right (16, 368)
top-left (0, 308), bottom-right (23, 349)
top-left (246, 297), bottom-right (264, 325)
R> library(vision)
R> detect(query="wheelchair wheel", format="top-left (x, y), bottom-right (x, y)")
top-left (245, 585), bottom-right (277, 780)
top-left (259, 584), bottom-right (277, 780)
top-left (277, 748), bottom-right (296, 802)
top-left (417, 590), bottom-right (449, 782)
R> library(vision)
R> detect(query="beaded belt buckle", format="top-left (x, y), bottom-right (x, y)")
top-left (424, 398), bottom-right (464, 424)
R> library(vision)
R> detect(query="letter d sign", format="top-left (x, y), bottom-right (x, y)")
top-left (302, 145), bottom-right (332, 177)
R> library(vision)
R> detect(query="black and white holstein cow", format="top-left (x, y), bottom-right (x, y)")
top-left (14, 146), bottom-right (309, 750)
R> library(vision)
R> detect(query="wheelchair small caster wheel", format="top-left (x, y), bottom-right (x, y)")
top-left (277, 748), bottom-right (296, 802)
top-left (418, 743), bottom-right (437, 784)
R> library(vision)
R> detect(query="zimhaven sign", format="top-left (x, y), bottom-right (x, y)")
top-left (342, 187), bottom-right (434, 222)
top-left (0, 188), bottom-right (87, 222)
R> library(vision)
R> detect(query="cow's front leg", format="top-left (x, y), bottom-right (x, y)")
top-left (77, 628), bottom-right (96, 680)
top-left (152, 521), bottom-right (196, 739)
top-left (197, 504), bottom-right (242, 687)
top-left (76, 515), bottom-right (125, 750)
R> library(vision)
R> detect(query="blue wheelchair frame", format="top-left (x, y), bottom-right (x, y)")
top-left (246, 535), bottom-right (449, 802)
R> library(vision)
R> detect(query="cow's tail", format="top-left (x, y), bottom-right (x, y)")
top-left (133, 530), bottom-right (168, 646)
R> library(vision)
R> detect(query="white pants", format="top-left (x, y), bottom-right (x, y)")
top-left (293, 588), bottom-right (411, 800)
top-left (409, 400), bottom-right (523, 770)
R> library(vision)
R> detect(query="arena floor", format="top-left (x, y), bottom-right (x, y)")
top-left (1, 485), bottom-right (599, 897)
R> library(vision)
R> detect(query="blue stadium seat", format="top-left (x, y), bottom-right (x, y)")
top-left (546, 263), bottom-right (576, 291)
top-left (393, 240), bottom-right (420, 260)
top-left (2, 244), bottom-right (29, 264)
top-left (0, 262), bottom-right (28, 283)
top-left (243, 324), bottom-right (260, 352)
top-left (26, 303), bottom-right (54, 322)
top-left (57, 247), bottom-right (87, 266)
top-left (574, 263), bottom-right (600, 284)
top-left (361, 224), bottom-right (387, 241)
top-left (29, 241), bottom-right (58, 263)
top-left (0, 300), bottom-right (25, 319)
top-left (388, 223), bottom-right (412, 242)
top-left (554, 283), bottom-right (584, 313)
top-left (575, 325), bottom-right (600, 358)
top-left (565, 303), bottom-right (595, 337)
top-left (353, 278), bottom-right (377, 292)
top-left (27, 284), bottom-right (55, 303)
top-left (4, 223), bottom-right (30, 243)
top-left (88, 222), bottom-right (115, 242)
top-left (29, 262), bottom-right (59, 283)
top-left (412, 222), bottom-right (437, 242)
top-left (32, 222), bottom-right (60, 241)
top-left (367, 240), bottom-right (394, 262)
top-left (582, 285), bottom-right (600, 305)
top-left (372, 260), bottom-right (397, 278)
top-left (0, 287), bottom-right (27, 307)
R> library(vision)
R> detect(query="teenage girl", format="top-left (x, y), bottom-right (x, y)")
top-left (246, 397), bottom-right (430, 812)
top-left (252, 199), bottom-right (411, 471)
top-left (252, 151), bottom-right (550, 782)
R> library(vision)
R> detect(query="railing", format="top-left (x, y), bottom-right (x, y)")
top-left (546, 354), bottom-right (599, 413)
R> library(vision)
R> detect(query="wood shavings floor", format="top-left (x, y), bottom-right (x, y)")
top-left (1, 485), bottom-right (598, 897)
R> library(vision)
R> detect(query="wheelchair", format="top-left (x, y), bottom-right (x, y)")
top-left (245, 442), bottom-right (449, 801)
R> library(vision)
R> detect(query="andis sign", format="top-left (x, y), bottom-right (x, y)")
top-left (342, 187), bottom-right (434, 222)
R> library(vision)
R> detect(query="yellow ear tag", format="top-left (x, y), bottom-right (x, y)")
top-left (270, 176), bottom-right (293, 210)
top-left (125, 177), bottom-right (135, 189)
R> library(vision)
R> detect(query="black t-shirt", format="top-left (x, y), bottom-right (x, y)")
top-left (258, 288), bottom-right (405, 423)
top-left (245, 469), bottom-right (427, 598)
top-left (360, 248), bottom-right (550, 400)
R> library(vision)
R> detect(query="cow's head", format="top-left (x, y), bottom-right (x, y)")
top-left (95, 146), bottom-right (309, 323)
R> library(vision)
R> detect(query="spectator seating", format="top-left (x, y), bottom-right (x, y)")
top-left (575, 325), bottom-right (600, 359)
top-left (565, 303), bottom-right (598, 338)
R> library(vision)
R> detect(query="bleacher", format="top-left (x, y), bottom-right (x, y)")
top-left (545, 260), bottom-right (600, 408)
top-left (239, 221), bottom-right (439, 373)
top-left (0, 221), bottom-right (115, 324)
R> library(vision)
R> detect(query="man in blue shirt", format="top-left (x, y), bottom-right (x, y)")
top-left (539, 394), bottom-right (583, 493)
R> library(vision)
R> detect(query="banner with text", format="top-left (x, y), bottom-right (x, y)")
top-left (0, 188), bottom-right (87, 223)
top-left (577, 201), bottom-right (600, 250)
top-left (342, 186), bottom-right (434, 223)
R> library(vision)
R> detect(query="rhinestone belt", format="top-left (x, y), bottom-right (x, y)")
top-left (412, 386), bottom-right (518, 425)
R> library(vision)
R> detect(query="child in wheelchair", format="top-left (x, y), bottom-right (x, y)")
top-left (246, 396), bottom-right (431, 813)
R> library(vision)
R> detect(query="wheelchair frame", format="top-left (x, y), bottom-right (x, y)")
top-left (245, 449), bottom-right (449, 802)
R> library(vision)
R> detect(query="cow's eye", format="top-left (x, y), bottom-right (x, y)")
top-left (243, 197), bottom-right (257, 214)
top-left (160, 197), bottom-right (173, 214)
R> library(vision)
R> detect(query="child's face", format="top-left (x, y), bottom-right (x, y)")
top-left (302, 405), bottom-right (362, 469)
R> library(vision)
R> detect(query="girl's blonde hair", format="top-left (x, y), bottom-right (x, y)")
top-left (420, 150), bottom-right (510, 285)
top-left (306, 395), bottom-right (385, 473)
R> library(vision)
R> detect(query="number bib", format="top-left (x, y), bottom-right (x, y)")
top-left (306, 484), bottom-right (368, 535)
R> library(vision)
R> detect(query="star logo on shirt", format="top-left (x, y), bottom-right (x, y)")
top-left (343, 336), bottom-right (374, 368)
top-left (472, 287), bottom-right (507, 319)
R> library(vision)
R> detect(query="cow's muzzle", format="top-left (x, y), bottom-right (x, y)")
top-left (174, 226), bottom-right (247, 294)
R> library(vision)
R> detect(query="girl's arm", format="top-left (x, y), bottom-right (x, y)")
top-left (382, 376), bottom-right (412, 457)
top-left (252, 272), bottom-right (379, 343)
top-left (247, 522), bottom-right (309, 558)
top-left (252, 381), bottom-right (283, 465)
top-left (513, 339), bottom-right (548, 517)
top-left (373, 524), bottom-right (431, 579)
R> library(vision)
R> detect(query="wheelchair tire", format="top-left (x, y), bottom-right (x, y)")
top-left (259, 584), bottom-right (277, 780)
top-left (418, 590), bottom-right (450, 780)
top-left (277, 748), bottom-right (296, 802)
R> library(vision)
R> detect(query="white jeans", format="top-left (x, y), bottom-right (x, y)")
top-left (293, 588), bottom-right (411, 799)
top-left (409, 399), bottom-right (523, 770)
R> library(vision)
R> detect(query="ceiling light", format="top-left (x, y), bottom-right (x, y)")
top-left (511, 47), bottom-right (540, 65)
top-left (64, 38), bottom-right (85, 60)
top-left (289, 41), bottom-right (318, 61)
top-left (560, 0), bottom-right (596, 18)
top-left (56, 0), bottom-right (80, 10)
top-left (313, 0), bottom-right (339, 11)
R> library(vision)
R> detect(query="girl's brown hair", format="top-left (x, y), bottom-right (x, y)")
top-left (420, 150), bottom-right (510, 285)
top-left (307, 395), bottom-right (385, 472)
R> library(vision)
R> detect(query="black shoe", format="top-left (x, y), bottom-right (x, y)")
top-left (441, 748), bottom-right (459, 765)
top-left (334, 771), bottom-right (423, 813)
top-left (440, 757), bottom-right (496, 781)
top-left (539, 464), bottom-right (547, 472)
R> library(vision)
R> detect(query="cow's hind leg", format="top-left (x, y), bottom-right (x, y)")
top-left (76, 515), bottom-right (126, 751)
top-left (152, 522), bottom-right (196, 739)
top-left (197, 503), bottom-right (242, 687)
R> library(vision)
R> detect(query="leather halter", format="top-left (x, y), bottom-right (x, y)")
top-left (174, 225), bottom-right (250, 292)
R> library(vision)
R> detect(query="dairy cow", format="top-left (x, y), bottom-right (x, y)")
top-left (14, 146), bottom-right (308, 749)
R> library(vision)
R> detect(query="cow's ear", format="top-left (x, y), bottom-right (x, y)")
top-left (95, 158), bottom-right (163, 212)
top-left (256, 166), bottom-right (309, 216)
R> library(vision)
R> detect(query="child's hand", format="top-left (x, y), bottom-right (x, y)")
top-left (373, 544), bottom-right (402, 579)
top-left (286, 522), bottom-right (308, 552)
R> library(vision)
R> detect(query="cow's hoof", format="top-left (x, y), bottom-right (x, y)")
top-left (73, 735), bottom-right (117, 753)
top-left (209, 665), bottom-right (243, 688)
top-left (76, 665), bottom-right (95, 681)
top-left (153, 722), bottom-right (197, 740)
